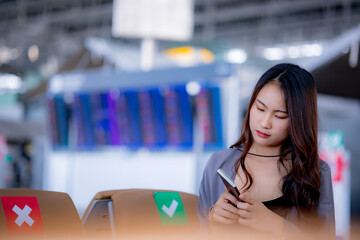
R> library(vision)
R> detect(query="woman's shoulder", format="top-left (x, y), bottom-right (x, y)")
top-left (318, 159), bottom-right (331, 173)
top-left (205, 147), bottom-right (242, 170)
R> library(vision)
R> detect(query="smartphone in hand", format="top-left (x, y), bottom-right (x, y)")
top-left (217, 169), bottom-right (241, 201)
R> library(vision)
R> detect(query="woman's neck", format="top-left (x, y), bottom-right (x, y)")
top-left (248, 144), bottom-right (282, 158)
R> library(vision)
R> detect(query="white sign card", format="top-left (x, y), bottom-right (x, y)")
top-left (112, 0), bottom-right (194, 41)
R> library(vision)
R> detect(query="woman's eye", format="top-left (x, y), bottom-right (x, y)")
top-left (257, 107), bottom-right (264, 112)
top-left (275, 115), bottom-right (287, 119)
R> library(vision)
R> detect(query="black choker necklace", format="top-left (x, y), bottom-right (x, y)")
top-left (247, 152), bottom-right (288, 158)
top-left (231, 146), bottom-right (290, 158)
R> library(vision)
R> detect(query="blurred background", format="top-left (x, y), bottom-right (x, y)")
top-left (0, 0), bottom-right (359, 239)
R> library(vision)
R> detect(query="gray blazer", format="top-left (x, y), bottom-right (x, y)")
top-left (198, 148), bottom-right (336, 239)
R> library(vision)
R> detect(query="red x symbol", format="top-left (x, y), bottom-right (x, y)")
top-left (1, 196), bottom-right (44, 236)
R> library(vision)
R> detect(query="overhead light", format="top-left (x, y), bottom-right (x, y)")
top-left (0, 74), bottom-right (22, 91)
top-left (164, 46), bottom-right (215, 66)
top-left (226, 49), bottom-right (247, 64)
top-left (0, 46), bottom-right (20, 64)
top-left (28, 45), bottom-right (39, 62)
top-left (263, 43), bottom-right (323, 60)
top-left (263, 47), bottom-right (285, 61)
top-left (301, 44), bottom-right (315, 57)
top-left (287, 46), bottom-right (301, 59)
top-left (307, 43), bottom-right (323, 56)
top-left (186, 81), bottom-right (201, 96)
top-left (49, 75), bottom-right (64, 94)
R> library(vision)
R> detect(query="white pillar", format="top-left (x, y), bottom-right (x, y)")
top-left (141, 38), bottom-right (156, 71)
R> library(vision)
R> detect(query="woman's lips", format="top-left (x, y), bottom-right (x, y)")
top-left (256, 130), bottom-right (270, 138)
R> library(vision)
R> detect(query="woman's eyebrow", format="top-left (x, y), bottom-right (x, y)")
top-left (256, 99), bottom-right (288, 114)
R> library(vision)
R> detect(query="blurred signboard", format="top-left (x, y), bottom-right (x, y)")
top-left (48, 85), bottom-right (223, 151)
top-left (112, 0), bottom-right (193, 41)
top-left (319, 131), bottom-right (350, 239)
top-left (47, 62), bottom-right (233, 151)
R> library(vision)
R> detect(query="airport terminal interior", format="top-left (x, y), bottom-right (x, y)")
top-left (0, 0), bottom-right (360, 239)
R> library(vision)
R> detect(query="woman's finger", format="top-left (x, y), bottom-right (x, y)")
top-left (218, 208), bottom-right (239, 219)
top-left (222, 201), bottom-right (240, 215)
top-left (223, 191), bottom-right (239, 206)
top-left (212, 212), bottom-right (238, 224)
top-left (214, 203), bottom-right (239, 219)
top-left (238, 209), bottom-right (252, 219)
top-left (236, 201), bottom-right (253, 211)
top-left (211, 203), bottom-right (239, 220)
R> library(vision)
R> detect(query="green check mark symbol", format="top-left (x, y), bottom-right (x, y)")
top-left (161, 200), bottom-right (178, 217)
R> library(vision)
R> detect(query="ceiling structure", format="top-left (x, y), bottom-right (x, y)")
top-left (0, 0), bottom-right (360, 94)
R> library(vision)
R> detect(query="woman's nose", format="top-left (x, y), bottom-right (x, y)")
top-left (260, 114), bottom-right (272, 129)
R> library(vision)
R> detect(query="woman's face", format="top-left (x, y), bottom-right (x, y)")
top-left (249, 82), bottom-right (290, 149)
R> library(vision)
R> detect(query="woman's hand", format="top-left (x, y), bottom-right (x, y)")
top-left (236, 192), bottom-right (285, 236)
top-left (208, 190), bottom-right (240, 224)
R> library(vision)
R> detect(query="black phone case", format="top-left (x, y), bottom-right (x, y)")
top-left (217, 170), bottom-right (241, 201)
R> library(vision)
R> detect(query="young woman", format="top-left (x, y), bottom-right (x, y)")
top-left (198, 63), bottom-right (335, 239)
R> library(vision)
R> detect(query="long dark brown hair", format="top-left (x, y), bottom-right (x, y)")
top-left (231, 63), bottom-right (320, 221)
